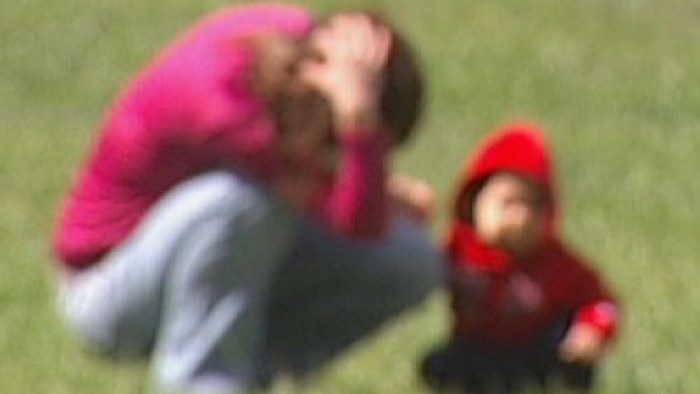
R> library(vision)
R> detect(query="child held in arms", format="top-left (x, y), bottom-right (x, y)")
top-left (421, 123), bottom-right (620, 393)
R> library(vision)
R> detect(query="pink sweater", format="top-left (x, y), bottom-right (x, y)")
top-left (53, 4), bottom-right (390, 270)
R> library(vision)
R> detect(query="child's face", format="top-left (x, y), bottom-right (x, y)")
top-left (470, 172), bottom-right (546, 257)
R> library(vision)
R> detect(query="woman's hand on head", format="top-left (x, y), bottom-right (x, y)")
top-left (300, 14), bottom-right (391, 132)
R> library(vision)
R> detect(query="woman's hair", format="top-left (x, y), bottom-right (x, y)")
top-left (371, 13), bottom-right (425, 146)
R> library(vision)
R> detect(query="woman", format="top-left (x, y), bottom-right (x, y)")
top-left (53, 3), bottom-right (440, 393)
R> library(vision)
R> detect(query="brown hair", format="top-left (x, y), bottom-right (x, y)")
top-left (372, 14), bottom-right (425, 146)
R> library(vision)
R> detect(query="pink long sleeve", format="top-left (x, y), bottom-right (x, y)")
top-left (311, 130), bottom-right (390, 239)
top-left (53, 4), bottom-right (316, 270)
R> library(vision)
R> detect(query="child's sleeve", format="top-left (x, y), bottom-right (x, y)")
top-left (557, 247), bottom-right (621, 345)
top-left (573, 300), bottom-right (620, 342)
top-left (569, 260), bottom-right (621, 344)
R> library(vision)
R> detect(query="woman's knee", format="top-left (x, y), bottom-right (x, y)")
top-left (58, 278), bottom-right (151, 359)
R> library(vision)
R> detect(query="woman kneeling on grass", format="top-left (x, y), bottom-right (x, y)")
top-left (52, 3), bottom-right (440, 393)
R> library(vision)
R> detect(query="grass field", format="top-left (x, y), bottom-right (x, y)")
top-left (2, 0), bottom-right (700, 393)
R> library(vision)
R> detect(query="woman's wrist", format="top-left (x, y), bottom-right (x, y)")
top-left (335, 103), bottom-right (382, 131)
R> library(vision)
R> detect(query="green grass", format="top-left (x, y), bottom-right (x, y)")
top-left (2, 0), bottom-right (699, 392)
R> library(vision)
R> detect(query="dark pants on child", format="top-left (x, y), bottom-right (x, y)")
top-left (421, 316), bottom-right (594, 393)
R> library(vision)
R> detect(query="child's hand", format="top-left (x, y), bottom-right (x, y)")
top-left (388, 174), bottom-right (436, 223)
top-left (300, 14), bottom-right (390, 131)
top-left (559, 323), bottom-right (606, 365)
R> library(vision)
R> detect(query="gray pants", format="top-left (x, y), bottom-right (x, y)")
top-left (58, 171), bottom-right (441, 393)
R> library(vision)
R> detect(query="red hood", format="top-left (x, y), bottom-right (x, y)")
top-left (448, 122), bottom-right (560, 271)
top-left (454, 122), bottom-right (558, 226)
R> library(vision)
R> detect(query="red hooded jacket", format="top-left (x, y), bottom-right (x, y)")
top-left (446, 123), bottom-right (619, 348)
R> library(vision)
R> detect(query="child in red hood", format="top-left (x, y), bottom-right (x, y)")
top-left (420, 123), bottom-right (620, 393)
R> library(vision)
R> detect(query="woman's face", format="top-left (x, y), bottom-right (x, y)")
top-left (471, 172), bottom-right (546, 256)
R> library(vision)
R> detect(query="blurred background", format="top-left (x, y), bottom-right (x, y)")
top-left (1, 0), bottom-right (699, 392)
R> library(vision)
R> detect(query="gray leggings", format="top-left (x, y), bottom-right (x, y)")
top-left (57, 171), bottom-right (441, 393)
